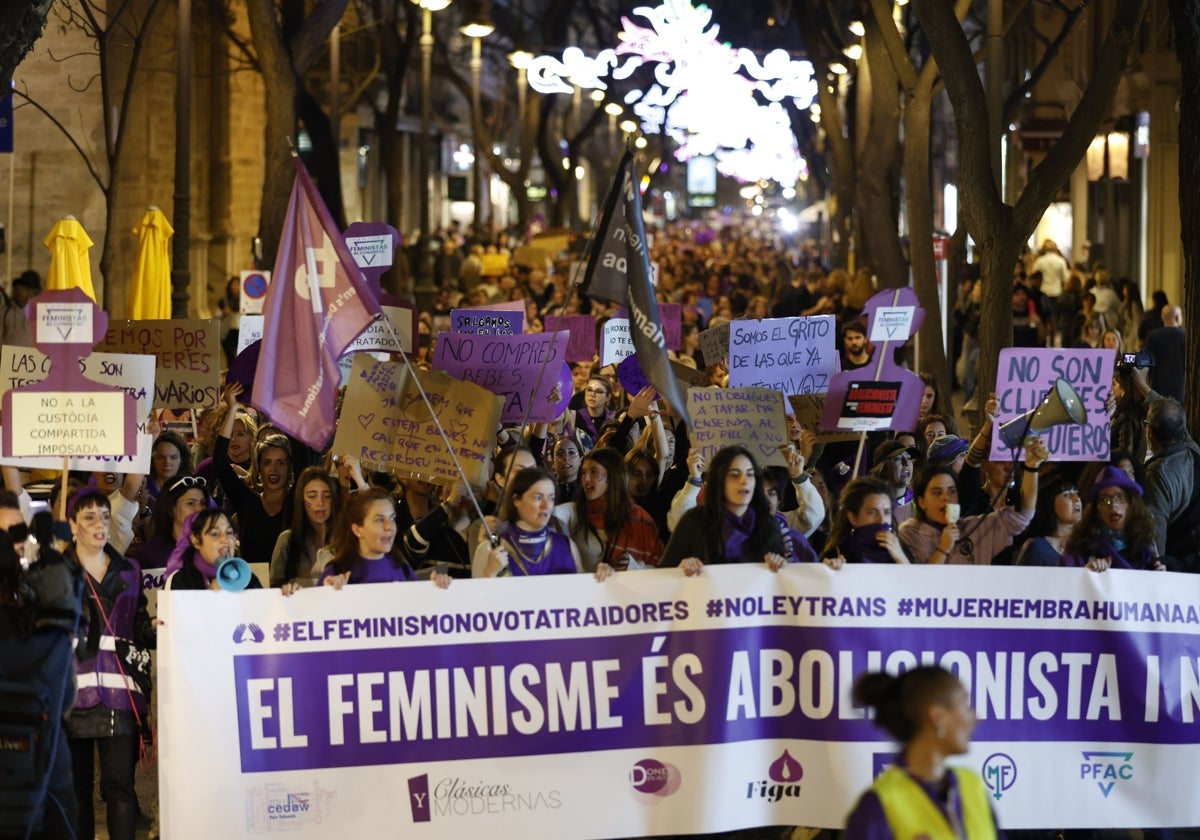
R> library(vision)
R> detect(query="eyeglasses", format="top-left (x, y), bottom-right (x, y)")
top-left (1098, 492), bottom-right (1128, 507)
top-left (584, 388), bottom-right (609, 396)
top-left (167, 475), bottom-right (207, 494)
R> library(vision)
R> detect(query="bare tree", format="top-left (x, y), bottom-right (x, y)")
top-left (914, 0), bottom-right (1148, 420)
top-left (0, 0), bottom-right (53, 90)
top-left (15, 0), bottom-right (166, 310)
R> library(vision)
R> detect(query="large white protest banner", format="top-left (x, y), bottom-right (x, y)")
top-left (161, 566), bottom-right (1200, 837)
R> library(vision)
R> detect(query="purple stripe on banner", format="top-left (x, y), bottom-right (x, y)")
top-left (233, 623), bottom-right (1200, 773)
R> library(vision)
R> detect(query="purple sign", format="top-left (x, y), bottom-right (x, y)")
top-left (432, 330), bottom-right (570, 423)
top-left (990, 347), bottom-right (1113, 462)
top-left (728, 316), bottom-right (836, 394)
top-left (544, 314), bottom-right (599, 362)
top-left (451, 307), bottom-right (524, 336)
top-left (617, 302), bottom-right (681, 350)
top-left (617, 354), bottom-right (652, 397)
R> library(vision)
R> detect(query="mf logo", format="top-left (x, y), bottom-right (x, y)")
top-left (981, 753), bottom-right (1017, 800)
top-left (1080, 751), bottom-right (1133, 798)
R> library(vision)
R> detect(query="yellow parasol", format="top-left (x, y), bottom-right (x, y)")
top-left (42, 216), bottom-right (97, 301)
top-left (129, 206), bottom-right (174, 319)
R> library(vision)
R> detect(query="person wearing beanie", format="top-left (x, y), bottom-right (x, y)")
top-left (926, 435), bottom-right (969, 472)
top-left (1061, 466), bottom-right (1164, 571)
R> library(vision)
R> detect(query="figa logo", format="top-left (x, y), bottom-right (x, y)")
top-left (981, 753), bottom-right (1017, 800)
top-left (1080, 751), bottom-right (1133, 798)
top-left (747, 750), bottom-right (803, 802)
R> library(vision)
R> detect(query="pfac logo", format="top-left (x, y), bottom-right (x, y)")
top-left (747, 750), bottom-right (803, 802)
top-left (630, 759), bottom-right (682, 799)
top-left (981, 753), bottom-right (1017, 800)
top-left (1080, 751), bottom-right (1133, 798)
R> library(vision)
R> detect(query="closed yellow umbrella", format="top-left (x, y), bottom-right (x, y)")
top-left (129, 206), bottom-right (174, 319)
top-left (42, 216), bottom-right (97, 301)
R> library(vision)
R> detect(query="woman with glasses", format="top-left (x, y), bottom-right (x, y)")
top-left (569, 376), bottom-right (615, 451)
top-left (1061, 466), bottom-right (1164, 571)
top-left (215, 382), bottom-right (295, 565)
top-left (1015, 474), bottom-right (1082, 567)
top-left (129, 474), bottom-right (210, 571)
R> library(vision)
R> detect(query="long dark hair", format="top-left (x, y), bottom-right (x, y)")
top-left (285, 468), bottom-right (341, 581)
top-left (1067, 489), bottom-right (1158, 561)
top-left (498, 467), bottom-right (557, 525)
top-left (853, 666), bottom-right (963, 745)
top-left (569, 448), bottom-right (632, 560)
top-left (183, 509), bottom-right (235, 570)
top-left (826, 477), bottom-right (893, 556)
top-left (152, 431), bottom-right (193, 484)
top-left (703, 446), bottom-right (777, 563)
top-left (910, 466), bottom-right (957, 523)
top-left (1027, 473), bottom-right (1078, 538)
top-left (151, 476), bottom-right (211, 544)
top-left (330, 487), bottom-right (407, 578)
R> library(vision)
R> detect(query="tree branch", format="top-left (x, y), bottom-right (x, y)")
top-left (1002, 1), bottom-right (1088, 126)
top-left (13, 88), bottom-right (107, 191)
top-left (292, 0), bottom-right (349, 75)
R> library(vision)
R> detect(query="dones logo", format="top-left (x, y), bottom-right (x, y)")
top-left (408, 774), bottom-right (431, 823)
top-left (982, 753), bottom-right (1017, 800)
top-left (630, 759), bottom-right (682, 799)
top-left (1080, 751), bottom-right (1133, 798)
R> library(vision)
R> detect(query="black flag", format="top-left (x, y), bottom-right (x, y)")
top-left (581, 152), bottom-right (692, 430)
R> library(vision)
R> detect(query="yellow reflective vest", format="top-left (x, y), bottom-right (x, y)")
top-left (873, 767), bottom-right (997, 840)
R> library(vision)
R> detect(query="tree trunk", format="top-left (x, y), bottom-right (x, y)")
top-left (975, 237), bottom-right (1020, 414)
top-left (0, 0), bottom-right (52, 89)
top-left (299, 89), bottom-right (346, 229)
top-left (1168, 0), bottom-right (1200, 427)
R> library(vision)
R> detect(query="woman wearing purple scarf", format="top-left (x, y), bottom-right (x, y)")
top-left (164, 509), bottom-right (263, 591)
top-left (822, 477), bottom-right (912, 567)
top-left (660, 446), bottom-right (789, 574)
top-left (475, 468), bottom-right (586, 578)
top-left (1061, 466), bottom-right (1165, 571)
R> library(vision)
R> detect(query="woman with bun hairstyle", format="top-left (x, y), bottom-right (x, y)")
top-left (845, 666), bottom-right (1000, 838)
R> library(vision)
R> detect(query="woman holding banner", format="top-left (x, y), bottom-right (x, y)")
top-left (475, 467), bottom-right (587, 578)
top-left (319, 488), bottom-right (452, 588)
top-left (554, 447), bottom-right (663, 572)
top-left (821, 477), bottom-right (912, 566)
top-left (845, 666), bottom-right (1000, 838)
top-left (660, 446), bottom-right (789, 573)
top-left (270, 467), bottom-right (341, 587)
top-left (1015, 474), bottom-right (1082, 567)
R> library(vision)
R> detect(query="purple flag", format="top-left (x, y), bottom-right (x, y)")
top-left (251, 158), bottom-right (381, 448)
top-left (580, 152), bottom-right (692, 430)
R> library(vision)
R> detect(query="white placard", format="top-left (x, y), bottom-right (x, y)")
top-left (868, 306), bottom-right (916, 342)
top-left (345, 235), bottom-right (395, 269)
top-left (238, 315), bottom-right (265, 355)
top-left (600, 318), bottom-right (634, 367)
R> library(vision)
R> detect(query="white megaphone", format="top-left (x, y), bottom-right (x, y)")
top-left (216, 556), bottom-right (253, 591)
top-left (998, 378), bottom-right (1088, 450)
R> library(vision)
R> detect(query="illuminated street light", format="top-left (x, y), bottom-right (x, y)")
top-left (844, 44), bottom-right (863, 61)
top-left (849, 20), bottom-right (865, 36)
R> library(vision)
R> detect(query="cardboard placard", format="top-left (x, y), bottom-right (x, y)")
top-left (96, 319), bottom-right (221, 409)
top-left (481, 253), bottom-right (510, 276)
top-left (8, 391), bottom-right (128, 457)
top-left (787, 394), bottom-right (859, 443)
top-left (512, 246), bottom-right (548, 268)
top-left (331, 355), bottom-right (502, 489)
top-left (451, 307), bottom-right (524, 336)
top-left (543, 314), bottom-right (598, 362)
top-left (990, 348), bottom-right (1113, 461)
top-left (600, 318), bottom-right (635, 367)
top-left (342, 305), bottom-right (417, 355)
top-left (698, 322), bottom-right (730, 366)
top-left (728, 315), bottom-right (836, 395)
top-left (0, 346), bottom-right (155, 471)
top-left (432, 331), bottom-right (570, 424)
top-left (687, 386), bottom-right (789, 467)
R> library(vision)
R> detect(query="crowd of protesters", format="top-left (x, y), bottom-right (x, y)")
top-left (7, 220), bottom-right (1195, 840)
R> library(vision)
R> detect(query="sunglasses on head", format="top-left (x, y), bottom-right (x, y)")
top-left (167, 475), bottom-right (207, 494)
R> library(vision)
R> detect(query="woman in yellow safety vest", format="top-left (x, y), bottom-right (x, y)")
top-left (844, 666), bottom-right (999, 839)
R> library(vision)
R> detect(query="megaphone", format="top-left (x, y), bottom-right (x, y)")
top-left (998, 378), bottom-right (1088, 450)
top-left (216, 556), bottom-right (253, 591)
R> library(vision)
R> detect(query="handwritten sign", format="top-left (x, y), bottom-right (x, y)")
top-left (687, 386), bottom-right (788, 467)
top-left (331, 355), bottom-right (502, 489)
top-left (600, 318), bottom-right (635, 367)
top-left (698, 322), bottom-right (730, 366)
top-left (543, 314), bottom-right (597, 362)
top-left (8, 392), bottom-right (127, 457)
top-left (451, 307), bottom-right (524, 336)
top-left (432, 331), bottom-right (570, 424)
top-left (481, 253), bottom-right (509, 276)
top-left (237, 315), bottom-right (264, 356)
top-left (788, 394), bottom-right (858, 443)
top-left (990, 348), bottom-right (1113, 461)
top-left (727, 315), bottom-right (836, 396)
top-left (95, 319), bottom-right (220, 409)
top-left (342, 305), bottom-right (416, 355)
